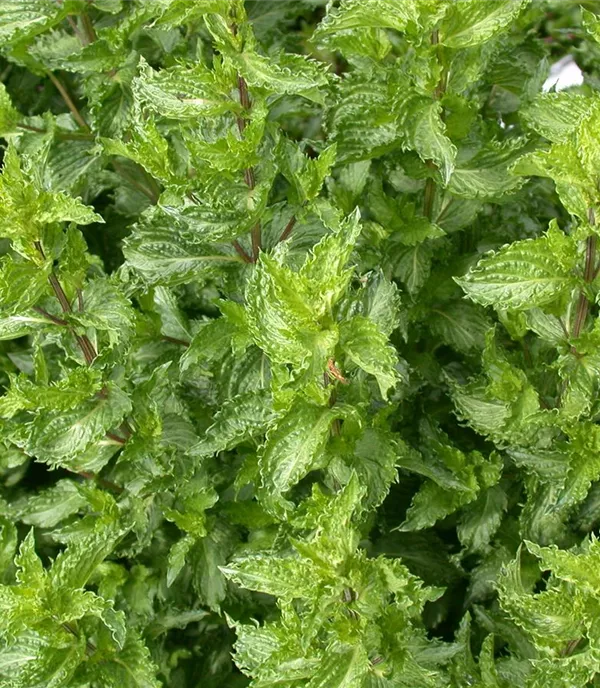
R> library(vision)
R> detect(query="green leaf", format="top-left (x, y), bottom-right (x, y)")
top-left (76, 629), bottom-right (161, 688)
top-left (0, 638), bottom-right (86, 688)
top-left (0, 0), bottom-right (79, 43)
top-left (582, 7), bottom-right (600, 45)
top-left (306, 644), bottom-right (370, 688)
top-left (456, 222), bottom-right (578, 310)
top-left (448, 139), bottom-right (527, 200)
top-left (221, 554), bottom-right (316, 599)
top-left (457, 484), bottom-right (507, 552)
top-left (179, 316), bottom-right (236, 374)
top-left (23, 383), bottom-right (132, 465)
top-left (0, 83), bottom-right (20, 137)
top-left (233, 50), bottom-right (329, 104)
top-left (0, 314), bottom-right (48, 340)
top-left (314, 0), bottom-right (419, 35)
top-left (245, 252), bottom-right (320, 369)
top-left (399, 423), bottom-right (503, 531)
top-left (123, 214), bottom-right (243, 286)
top-left (368, 187), bottom-right (445, 245)
top-left (521, 93), bottom-right (595, 143)
top-left (258, 400), bottom-right (349, 514)
top-left (0, 257), bottom-right (51, 316)
top-left (0, 516), bottom-right (17, 578)
top-left (339, 315), bottom-right (399, 398)
top-left (70, 278), bottom-right (135, 348)
top-left (50, 517), bottom-right (124, 590)
top-left (154, 0), bottom-right (230, 27)
top-left (0, 146), bottom-right (102, 255)
top-left (429, 302), bottom-right (491, 354)
top-left (339, 269), bottom-right (402, 338)
top-left (164, 481), bottom-right (218, 538)
top-left (299, 207), bottom-right (362, 316)
top-left (152, 286), bottom-right (190, 343)
top-left (328, 427), bottom-right (398, 511)
top-left (440, 0), bottom-right (530, 49)
top-left (166, 534), bottom-right (195, 588)
top-left (0, 368), bottom-right (103, 419)
top-left (12, 480), bottom-right (87, 528)
top-left (132, 58), bottom-right (236, 120)
top-left (405, 98), bottom-right (456, 185)
top-left (328, 71), bottom-right (407, 163)
top-left (392, 243), bottom-right (433, 295)
top-left (100, 118), bottom-right (172, 185)
top-left (192, 390), bottom-right (275, 457)
top-left (278, 140), bottom-right (337, 204)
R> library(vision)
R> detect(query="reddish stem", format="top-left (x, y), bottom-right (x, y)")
top-left (236, 74), bottom-right (261, 261)
top-left (233, 239), bottom-right (253, 264)
top-left (278, 215), bottom-right (297, 243)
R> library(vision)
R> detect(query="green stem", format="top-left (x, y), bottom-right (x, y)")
top-left (572, 233), bottom-right (597, 340)
top-left (163, 336), bottom-right (190, 347)
top-left (62, 622), bottom-right (97, 656)
top-left (423, 30), bottom-right (447, 221)
top-left (66, 15), bottom-right (88, 45)
top-left (81, 13), bottom-right (97, 44)
top-left (17, 123), bottom-right (45, 134)
top-left (0, 63), bottom-right (13, 83)
top-left (423, 163), bottom-right (438, 221)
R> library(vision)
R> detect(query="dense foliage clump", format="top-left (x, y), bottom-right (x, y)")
top-left (2, 1), bottom-right (600, 686)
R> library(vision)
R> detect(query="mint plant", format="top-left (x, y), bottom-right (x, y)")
top-left (1, 1), bottom-right (600, 686)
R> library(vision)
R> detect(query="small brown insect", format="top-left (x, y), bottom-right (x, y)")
top-left (327, 358), bottom-right (348, 384)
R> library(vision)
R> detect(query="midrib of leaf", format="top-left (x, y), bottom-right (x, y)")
top-left (431, 309), bottom-right (472, 339)
top-left (274, 408), bottom-right (333, 489)
top-left (112, 656), bottom-right (144, 686)
top-left (155, 254), bottom-right (243, 264)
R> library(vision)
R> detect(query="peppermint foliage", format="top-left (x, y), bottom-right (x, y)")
top-left (1, 1), bottom-right (600, 686)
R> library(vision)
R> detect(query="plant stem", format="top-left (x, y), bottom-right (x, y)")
top-left (278, 215), bottom-right (297, 243)
top-left (47, 71), bottom-right (90, 131)
top-left (77, 471), bottom-right (123, 493)
top-left (16, 122), bottom-right (94, 140)
top-left (105, 432), bottom-right (127, 445)
top-left (32, 305), bottom-right (69, 327)
top-left (81, 13), bottom-right (97, 44)
top-left (233, 239), bottom-right (253, 263)
top-left (561, 637), bottom-right (583, 657)
top-left (62, 621), bottom-right (97, 655)
top-left (236, 74), bottom-right (261, 261)
top-left (17, 123), bottom-right (45, 134)
top-left (423, 30), bottom-right (446, 221)
top-left (119, 420), bottom-right (134, 438)
top-left (572, 233), bottom-right (597, 340)
top-left (0, 63), bottom-right (13, 83)
top-left (423, 162), bottom-right (438, 221)
top-left (35, 241), bottom-right (98, 365)
top-left (66, 15), bottom-right (88, 45)
top-left (48, 272), bottom-right (72, 313)
top-left (163, 336), bottom-right (190, 347)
